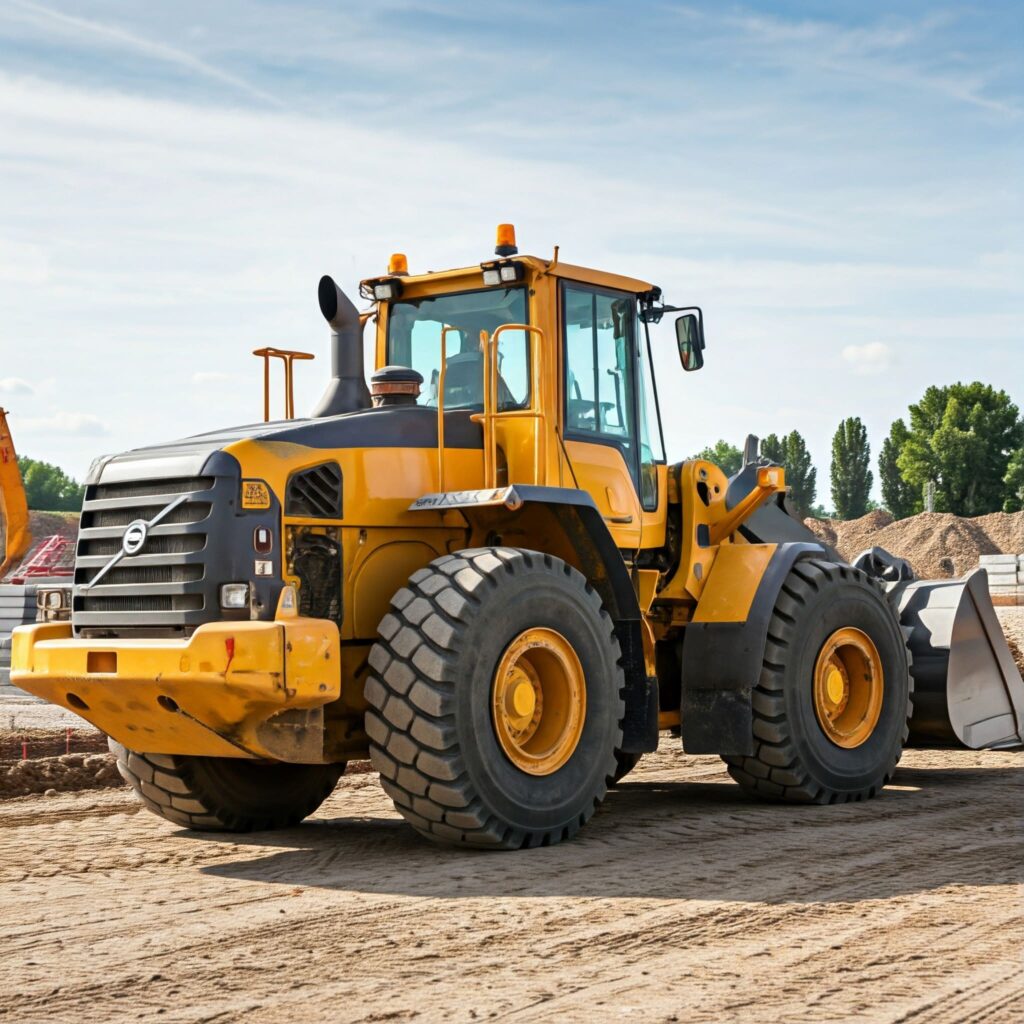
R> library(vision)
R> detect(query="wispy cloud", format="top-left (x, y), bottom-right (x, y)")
top-left (19, 411), bottom-right (110, 436)
top-left (841, 342), bottom-right (893, 376)
top-left (5, 0), bottom-right (282, 107)
top-left (0, 377), bottom-right (34, 395)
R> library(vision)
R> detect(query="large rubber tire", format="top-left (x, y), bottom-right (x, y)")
top-left (364, 547), bottom-right (625, 849)
top-left (723, 559), bottom-right (912, 804)
top-left (610, 750), bottom-right (642, 785)
top-left (109, 739), bottom-right (345, 831)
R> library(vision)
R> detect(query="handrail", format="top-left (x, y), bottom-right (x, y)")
top-left (436, 325), bottom-right (460, 492)
top-left (252, 347), bottom-right (315, 421)
top-left (471, 323), bottom-right (547, 489)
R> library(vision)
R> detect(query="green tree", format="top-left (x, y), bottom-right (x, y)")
top-left (760, 433), bottom-right (785, 465)
top-left (897, 383), bottom-right (1023, 516)
top-left (878, 418), bottom-right (920, 519)
top-left (16, 456), bottom-right (85, 512)
top-left (691, 439), bottom-right (743, 477)
top-left (830, 417), bottom-right (873, 519)
top-left (1005, 448), bottom-right (1024, 513)
top-left (759, 431), bottom-right (816, 517)
top-left (783, 430), bottom-right (817, 517)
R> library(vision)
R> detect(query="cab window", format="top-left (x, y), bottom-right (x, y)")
top-left (563, 286), bottom-right (636, 454)
top-left (387, 287), bottom-right (528, 411)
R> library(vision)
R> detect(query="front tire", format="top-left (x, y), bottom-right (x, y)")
top-left (110, 739), bottom-right (345, 831)
top-left (365, 548), bottom-right (625, 849)
top-left (723, 559), bottom-right (911, 803)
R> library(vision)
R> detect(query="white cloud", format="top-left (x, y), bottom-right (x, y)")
top-left (20, 412), bottom-right (110, 436)
top-left (192, 371), bottom-right (233, 384)
top-left (0, 377), bottom-right (34, 394)
top-left (841, 342), bottom-right (893, 376)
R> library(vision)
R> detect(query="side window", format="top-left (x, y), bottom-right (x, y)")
top-left (563, 286), bottom-right (636, 463)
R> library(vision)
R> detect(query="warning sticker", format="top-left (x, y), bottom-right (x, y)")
top-left (242, 480), bottom-right (271, 509)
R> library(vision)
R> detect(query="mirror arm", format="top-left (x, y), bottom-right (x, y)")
top-left (640, 301), bottom-right (703, 325)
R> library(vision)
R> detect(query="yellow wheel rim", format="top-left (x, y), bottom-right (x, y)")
top-left (491, 627), bottom-right (586, 776)
top-left (813, 627), bottom-right (884, 749)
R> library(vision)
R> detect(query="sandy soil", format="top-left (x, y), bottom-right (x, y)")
top-left (0, 744), bottom-right (1020, 1024)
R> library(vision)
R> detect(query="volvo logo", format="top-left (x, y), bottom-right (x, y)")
top-left (121, 520), bottom-right (149, 556)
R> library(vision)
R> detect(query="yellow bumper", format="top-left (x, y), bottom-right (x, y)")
top-left (11, 618), bottom-right (341, 762)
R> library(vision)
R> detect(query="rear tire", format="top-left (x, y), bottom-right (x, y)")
top-left (365, 548), bottom-right (625, 849)
top-left (110, 739), bottom-right (345, 831)
top-left (723, 559), bottom-right (912, 804)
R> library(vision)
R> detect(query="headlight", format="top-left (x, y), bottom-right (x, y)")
top-left (47, 590), bottom-right (64, 609)
top-left (220, 583), bottom-right (250, 609)
top-left (482, 268), bottom-right (501, 287)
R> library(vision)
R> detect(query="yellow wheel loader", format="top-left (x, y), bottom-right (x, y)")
top-left (12, 227), bottom-right (1023, 847)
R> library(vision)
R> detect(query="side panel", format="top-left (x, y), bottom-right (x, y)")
top-left (680, 542), bottom-right (826, 755)
top-left (563, 440), bottom-right (642, 549)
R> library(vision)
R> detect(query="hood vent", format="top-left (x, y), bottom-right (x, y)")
top-left (285, 462), bottom-right (343, 519)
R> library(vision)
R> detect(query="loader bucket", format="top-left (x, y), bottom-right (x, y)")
top-left (896, 568), bottom-right (1024, 750)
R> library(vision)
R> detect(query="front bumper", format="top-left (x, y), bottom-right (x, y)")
top-left (11, 617), bottom-right (341, 762)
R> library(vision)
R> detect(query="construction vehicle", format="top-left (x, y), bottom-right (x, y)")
top-left (0, 408), bottom-right (32, 580)
top-left (11, 227), bottom-right (1023, 849)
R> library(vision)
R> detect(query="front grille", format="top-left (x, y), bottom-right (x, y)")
top-left (73, 475), bottom-right (223, 638)
top-left (81, 534), bottom-right (205, 558)
top-left (79, 595), bottom-right (204, 613)
top-left (92, 477), bottom-right (214, 501)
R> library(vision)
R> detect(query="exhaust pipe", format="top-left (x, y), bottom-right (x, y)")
top-left (312, 275), bottom-right (371, 417)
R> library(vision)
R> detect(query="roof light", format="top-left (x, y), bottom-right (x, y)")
top-left (495, 223), bottom-right (518, 256)
top-left (388, 252), bottom-right (408, 275)
top-left (482, 267), bottom-right (501, 286)
top-left (373, 280), bottom-right (400, 300)
top-left (499, 264), bottom-right (519, 283)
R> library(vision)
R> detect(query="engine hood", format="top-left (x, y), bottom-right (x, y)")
top-left (87, 406), bottom-right (483, 485)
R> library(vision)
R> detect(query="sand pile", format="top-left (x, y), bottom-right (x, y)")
top-left (805, 510), bottom-right (1023, 579)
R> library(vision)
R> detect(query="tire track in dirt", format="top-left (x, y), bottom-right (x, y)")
top-left (0, 747), bottom-right (1020, 1024)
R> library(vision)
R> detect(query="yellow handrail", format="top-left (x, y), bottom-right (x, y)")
top-left (436, 325), bottom-right (460, 492)
top-left (491, 324), bottom-right (547, 486)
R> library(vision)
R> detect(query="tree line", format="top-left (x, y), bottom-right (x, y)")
top-left (15, 456), bottom-right (85, 512)
top-left (692, 381), bottom-right (1024, 521)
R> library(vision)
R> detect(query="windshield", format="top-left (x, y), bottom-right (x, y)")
top-left (386, 287), bottom-right (529, 410)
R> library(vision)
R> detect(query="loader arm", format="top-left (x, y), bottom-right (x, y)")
top-left (0, 409), bottom-right (31, 578)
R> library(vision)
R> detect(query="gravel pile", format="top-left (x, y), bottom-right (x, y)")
top-left (996, 609), bottom-right (1024, 678)
top-left (805, 510), bottom-right (1024, 579)
top-left (0, 752), bottom-right (123, 800)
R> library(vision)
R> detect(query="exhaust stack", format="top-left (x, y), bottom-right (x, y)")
top-left (313, 275), bottom-right (371, 417)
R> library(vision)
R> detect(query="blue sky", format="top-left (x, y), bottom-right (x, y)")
top-left (0, 1), bottom-right (1021, 508)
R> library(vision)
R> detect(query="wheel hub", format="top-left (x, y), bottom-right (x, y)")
top-left (491, 627), bottom-right (585, 776)
top-left (813, 626), bottom-right (884, 749)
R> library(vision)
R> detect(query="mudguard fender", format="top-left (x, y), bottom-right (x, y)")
top-left (680, 542), bottom-right (827, 755)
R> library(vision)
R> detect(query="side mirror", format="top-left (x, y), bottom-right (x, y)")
top-left (675, 310), bottom-right (705, 371)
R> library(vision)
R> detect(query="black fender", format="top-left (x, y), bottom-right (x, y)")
top-left (422, 485), bottom-right (658, 754)
top-left (680, 542), bottom-right (827, 755)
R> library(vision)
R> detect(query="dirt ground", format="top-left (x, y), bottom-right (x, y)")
top-left (0, 743), bottom-right (1021, 1024)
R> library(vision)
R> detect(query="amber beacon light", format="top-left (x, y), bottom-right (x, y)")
top-left (495, 223), bottom-right (518, 256)
top-left (388, 252), bottom-right (408, 275)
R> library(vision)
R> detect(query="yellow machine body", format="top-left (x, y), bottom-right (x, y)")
top-left (7, 248), bottom-right (841, 761)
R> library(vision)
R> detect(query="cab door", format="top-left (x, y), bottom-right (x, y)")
top-left (560, 283), bottom-right (644, 549)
